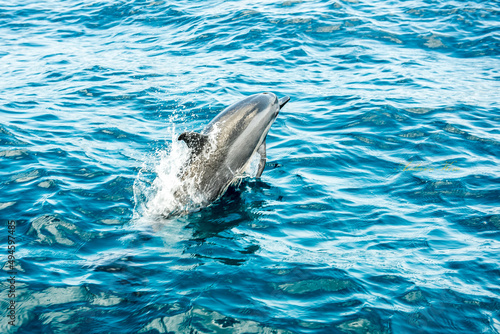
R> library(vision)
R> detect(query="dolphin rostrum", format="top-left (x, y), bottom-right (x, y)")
top-left (171, 92), bottom-right (290, 215)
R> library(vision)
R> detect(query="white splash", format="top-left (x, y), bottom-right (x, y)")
top-left (133, 127), bottom-right (214, 219)
top-left (133, 124), bottom-right (260, 221)
top-left (133, 127), bottom-right (191, 219)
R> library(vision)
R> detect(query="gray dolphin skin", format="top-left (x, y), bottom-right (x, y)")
top-left (173, 92), bottom-right (290, 214)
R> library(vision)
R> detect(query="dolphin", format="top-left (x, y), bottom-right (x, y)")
top-left (171, 92), bottom-right (290, 215)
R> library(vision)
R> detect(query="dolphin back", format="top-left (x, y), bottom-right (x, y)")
top-left (172, 92), bottom-right (289, 215)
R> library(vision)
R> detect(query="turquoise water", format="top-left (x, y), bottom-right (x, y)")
top-left (1, 0), bottom-right (500, 333)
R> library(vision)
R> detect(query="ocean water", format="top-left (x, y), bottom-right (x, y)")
top-left (1, 0), bottom-right (499, 333)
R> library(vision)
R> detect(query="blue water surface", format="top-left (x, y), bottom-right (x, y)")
top-left (1, 0), bottom-right (499, 333)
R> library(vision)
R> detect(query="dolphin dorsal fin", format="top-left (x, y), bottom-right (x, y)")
top-left (178, 132), bottom-right (208, 153)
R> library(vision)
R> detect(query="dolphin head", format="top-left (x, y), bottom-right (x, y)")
top-left (234, 92), bottom-right (289, 155)
top-left (258, 92), bottom-right (290, 122)
top-left (204, 92), bottom-right (290, 139)
top-left (245, 92), bottom-right (291, 134)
